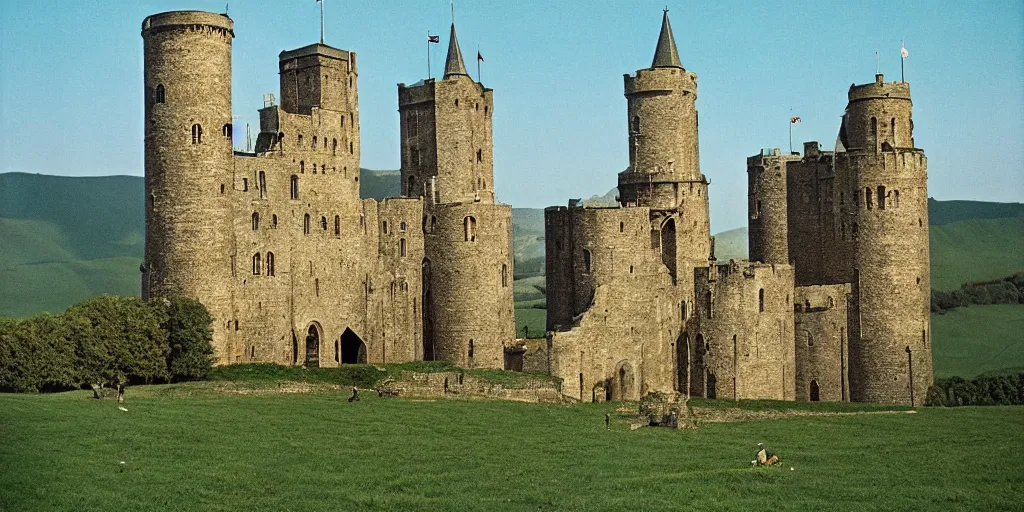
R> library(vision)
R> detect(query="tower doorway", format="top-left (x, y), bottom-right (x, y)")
top-left (707, 372), bottom-right (717, 400)
top-left (661, 218), bottom-right (677, 282)
top-left (340, 328), bottom-right (367, 364)
top-left (809, 380), bottom-right (820, 402)
top-left (613, 361), bottom-right (635, 401)
top-left (305, 324), bottom-right (321, 367)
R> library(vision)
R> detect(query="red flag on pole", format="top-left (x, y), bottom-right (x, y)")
top-left (477, 51), bottom-right (484, 62)
top-left (428, 35), bottom-right (440, 43)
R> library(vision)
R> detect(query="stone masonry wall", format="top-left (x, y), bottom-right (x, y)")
top-left (794, 284), bottom-right (850, 401)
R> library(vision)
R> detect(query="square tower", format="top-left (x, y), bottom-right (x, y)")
top-left (279, 44), bottom-right (357, 115)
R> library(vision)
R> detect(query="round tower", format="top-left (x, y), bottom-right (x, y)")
top-left (747, 149), bottom-right (794, 265)
top-left (142, 11), bottom-right (236, 362)
top-left (842, 74), bottom-right (931, 404)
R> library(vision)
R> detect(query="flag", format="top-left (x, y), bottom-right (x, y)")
top-left (901, 42), bottom-right (909, 58)
top-left (790, 116), bottom-right (801, 124)
top-left (477, 51), bottom-right (484, 62)
top-left (428, 35), bottom-right (440, 43)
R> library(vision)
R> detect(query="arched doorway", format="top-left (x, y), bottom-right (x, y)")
top-left (292, 331), bottom-right (299, 365)
top-left (340, 328), bottom-right (367, 364)
top-left (706, 372), bottom-right (717, 400)
top-left (809, 380), bottom-right (820, 402)
top-left (661, 218), bottom-right (677, 282)
top-left (421, 258), bottom-right (435, 361)
top-left (613, 361), bottom-right (635, 401)
top-left (305, 324), bottom-right (321, 367)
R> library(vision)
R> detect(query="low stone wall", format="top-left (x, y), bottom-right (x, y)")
top-left (379, 371), bottom-right (563, 403)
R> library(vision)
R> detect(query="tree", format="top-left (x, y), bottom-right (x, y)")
top-left (0, 314), bottom-right (81, 392)
top-left (154, 296), bottom-right (214, 381)
top-left (66, 295), bottom-right (169, 400)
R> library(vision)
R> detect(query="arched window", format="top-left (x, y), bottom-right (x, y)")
top-left (290, 175), bottom-right (299, 199)
top-left (758, 288), bottom-right (765, 312)
top-left (400, 238), bottom-right (407, 257)
top-left (298, 134), bottom-right (304, 146)
top-left (501, 264), bottom-right (508, 287)
top-left (877, 185), bottom-right (886, 210)
top-left (809, 380), bottom-right (820, 401)
top-left (272, 214), bottom-right (278, 229)
top-left (894, 190), bottom-right (900, 208)
top-left (464, 216), bottom-right (477, 242)
top-left (320, 216), bottom-right (327, 231)
top-left (312, 136), bottom-right (317, 148)
top-left (222, 123), bottom-right (232, 139)
top-left (191, 124), bottom-right (202, 144)
top-left (155, 84), bottom-right (165, 104)
top-left (632, 115), bottom-right (641, 133)
top-left (891, 117), bottom-right (897, 146)
top-left (304, 214), bottom-right (311, 235)
top-left (706, 291), bottom-right (713, 319)
top-left (252, 253), bottom-right (262, 275)
top-left (251, 212), bottom-right (259, 230)
top-left (865, 187), bottom-right (873, 210)
top-left (334, 215), bottom-right (341, 237)
top-left (583, 249), bottom-right (592, 273)
top-left (400, 221), bottom-right (407, 232)
top-left (258, 171), bottom-right (266, 198)
top-left (266, 252), bottom-right (275, 276)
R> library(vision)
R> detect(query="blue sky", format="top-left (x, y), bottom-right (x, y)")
top-left (1, 1), bottom-right (1021, 231)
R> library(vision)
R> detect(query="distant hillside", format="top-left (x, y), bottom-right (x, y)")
top-left (928, 198), bottom-right (1024, 226)
top-left (359, 169), bottom-right (400, 201)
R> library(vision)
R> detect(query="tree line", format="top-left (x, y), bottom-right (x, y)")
top-left (926, 373), bottom-right (1024, 407)
top-left (0, 295), bottom-right (213, 396)
top-left (931, 272), bottom-right (1024, 313)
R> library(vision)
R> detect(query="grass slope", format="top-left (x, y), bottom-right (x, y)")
top-left (929, 217), bottom-right (1024, 291)
top-left (931, 304), bottom-right (1024, 379)
top-left (0, 391), bottom-right (1020, 511)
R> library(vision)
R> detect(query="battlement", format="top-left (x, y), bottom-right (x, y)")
top-left (848, 74), bottom-right (911, 102)
top-left (280, 43), bottom-right (350, 63)
top-left (142, 10), bottom-right (233, 36)
top-left (623, 67), bottom-right (697, 96)
top-left (747, 148), bottom-right (800, 167)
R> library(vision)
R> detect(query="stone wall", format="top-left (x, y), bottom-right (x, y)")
top-left (747, 149), bottom-right (798, 266)
top-left (794, 284), bottom-right (850, 401)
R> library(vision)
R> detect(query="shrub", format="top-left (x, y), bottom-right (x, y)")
top-left (0, 314), bottom-right (83, 392)
top-left (154, 297), bottom-right (214, 381)
top-left (66, 295), bottom-right (169, 391)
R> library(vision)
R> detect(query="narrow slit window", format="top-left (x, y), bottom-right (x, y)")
top-left (191, 124), bottom-right (202, 144)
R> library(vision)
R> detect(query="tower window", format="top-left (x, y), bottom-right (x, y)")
top-left (252, 253), bottom-right (262, 275)
top-left (400, 238), bottom-right (407, 257)
top-left (455, 99), bottom-right (459, 107)
top-left (619, 222), bottom-right (625, 233)
top-left (290, 175), bottom-right (299, 199)
top-left (258, 171), bottom-right (266, 198)
top-left (304, 214), bottom-right (311, 235)
top-left (312, 136), bottom-right (317, 148)
top-left (464, 216), bottom-right (477, 242)
top-left (894, 190), bottom-right (900, 208)
top-left (272, 214), bottom-right (278, 229)
top-left (298, 134), bottom-right (304, 147)
top-left (191, 124), bottom-right (202, 144)
top-left (321, 216), bottom-right (328, 231)
top-left (242, 178), bottom-right (248, 192)
top-left (878, 186), bottom-right (886, 210)
top-left (705, 291), bottom-right (714, 319)
top-left (758, 288), bottom-right (765, 312)
top-left (865, 188), bottom-right (873, 210)
top-left (476, 149), bottom-right (482, 162)
top-left (583, 249), bottom-right (592, 273)
top-left (315, 278), bottom-right (320, 297)
top-left (400, 221), bottom-right (407, 232)
top-left (350, 142), bottom-right (354, 154)
top-left (870, 117), bottom-right (877, 148)
top-left (332, 138), bottom-right (337, 155)
top-left (340, 115), bottom-right (345, 128)
top-left (891, 117), bottom-right (897, 146)
top-left (501, 264), bottom-right (508, 287)
top-left (852, 222), bottom-right (859, 240)
top-left (383, 221), bottom-right (389, 234)
top-left (252, 212), bottom-right (259, 230)
top-left (300, 161), bottom-right (305, 173)
top-left (266, 252), bottom-right (275, 276)
top-left (223, 123), bottom-right (232, 139)
top-left (334, 215), bottom-right (341, 237)
top-left (468, 339), bottom-right (474, 359)
top-left (313, 164), bottom-right (317, 174)
top-left (155, 84), bottom-right (165, 104)
top-left (681, 301), bottom-right (686, 320)
top-left (632, 115), bottom-right (640, 134)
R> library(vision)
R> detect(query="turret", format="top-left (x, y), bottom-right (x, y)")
top-left (141, 11), bottom-right (236, 362)
top-left (838, 74), bottom-right (931, 405)
top-left (397, 23), bottom-right (493, 204)
top-left (748, 149), bottom-right (799, 265)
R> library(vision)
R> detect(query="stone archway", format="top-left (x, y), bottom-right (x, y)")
top-left (305, 324), bottom-right (321, 367)
top-left (809, 380), bottom-right (820, 402)
top-left (340, 328), bottom-right (367, 364)
top-left (613, 361), bottom-right (636, 401)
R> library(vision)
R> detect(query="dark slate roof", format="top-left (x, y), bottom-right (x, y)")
top-left (444, 23), bottom-right (469, 79)
top-left (651, 9), bottom-right (683, 69)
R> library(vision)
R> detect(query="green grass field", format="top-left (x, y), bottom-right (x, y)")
top-left (0, 389), bottom-right (1020, 511)
top-left (928, 217), bottom-right (1024, 291)
top-left (931, 304), bottom-right (1024, 379)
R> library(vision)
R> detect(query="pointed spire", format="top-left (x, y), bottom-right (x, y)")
top-left (443, 23), bottom-right (469, 79)
top-left (651, 8), bottom-right (683, 69)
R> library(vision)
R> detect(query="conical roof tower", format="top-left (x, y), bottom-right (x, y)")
top-left (443, 23), bottom-right (469, 79)
top-left (651, 9), bottom-right (683, 69)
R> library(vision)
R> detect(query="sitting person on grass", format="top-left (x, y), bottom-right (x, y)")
top-left (752, 443), bottom-right (779, 466)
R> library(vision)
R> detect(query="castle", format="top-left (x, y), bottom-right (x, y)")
top-left (542, 10), bottom-right (932, 405)
top-left (141, 11), bottom-right (514, 369)
top-left (141, 9), bottom-right (932, 405)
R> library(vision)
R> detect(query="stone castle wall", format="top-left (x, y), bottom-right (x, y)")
top-left (794, 284), bottom-right (850, 401)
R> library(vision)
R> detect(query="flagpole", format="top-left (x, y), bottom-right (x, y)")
top-left (901, 40), bottom-right (905, 82)
top-left (427, 31), bottom-right (431, 80)
top-left (789, 108), bottom-right (793, 154)
top-left (319, 0), bottom-right (325, 44)
top-left (477, 45), bottom-right (481, 84)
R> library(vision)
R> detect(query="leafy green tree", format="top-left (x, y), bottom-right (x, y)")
top-left (0, 314), bottom-right (82, 392)
top-left (154, 296), bottom-right (214, 381)
top-left (66, 295), bottom-right (169, 399)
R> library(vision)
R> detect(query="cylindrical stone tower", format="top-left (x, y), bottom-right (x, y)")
top-left (747, 149), bottom-right (795, 265)
top-left (142, 11), bottom-right (236, 362)
top-left (842, 74), bottom-right (931, 404)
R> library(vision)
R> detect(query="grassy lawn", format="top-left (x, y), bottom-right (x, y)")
top-left (1, 389), bottom-right (1021, 511)
top-left (931, 305), bottom-right (1024, 379)
top-left (515, 308), bottom-right (546, 338)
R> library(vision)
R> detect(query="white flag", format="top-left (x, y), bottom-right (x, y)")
top-left (901, 42), bottom-right (908, 58)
